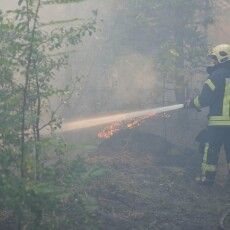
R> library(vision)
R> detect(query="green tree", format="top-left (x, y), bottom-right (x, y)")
top-left (0, 1), bottom-right (102, 229)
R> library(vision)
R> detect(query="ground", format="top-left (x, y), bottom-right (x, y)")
top-left (2, 113), bottom-right (230, 229)
top-left (79, 114), bottom-right (230, 230)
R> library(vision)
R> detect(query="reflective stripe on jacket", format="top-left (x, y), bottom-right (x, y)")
top-left (191, 61), bottom-right (230, 126)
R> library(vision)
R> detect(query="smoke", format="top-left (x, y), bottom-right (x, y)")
top-left (1, 0), bottom-right (161, 120)
top-left (0, 0), bottom-right (171, 144)
top-left (2, 0), bottom-right (222, 145)
top-left (57, 0), bottom-right (159, 119)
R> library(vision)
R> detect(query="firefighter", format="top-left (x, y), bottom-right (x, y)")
top-left (186, 44), bottom-right (230, 185)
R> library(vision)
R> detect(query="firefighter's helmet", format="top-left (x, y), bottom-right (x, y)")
top-left (209, 44), bottom-right (230, 64)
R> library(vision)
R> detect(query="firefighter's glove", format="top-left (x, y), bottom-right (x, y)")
top-left (184, 100), bottom-right (201, 111)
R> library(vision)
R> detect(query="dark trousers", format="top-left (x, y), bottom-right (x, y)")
top-left (197, 127), bottom-right (230, 181)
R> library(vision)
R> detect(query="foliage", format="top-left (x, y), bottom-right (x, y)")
top-left (0, 0), bottom-right (101, 229)
top-left (0, 154), bottom-right (104, 229)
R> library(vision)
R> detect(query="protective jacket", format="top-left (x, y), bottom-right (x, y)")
top-left (191, 61), bottom-right (230, 126)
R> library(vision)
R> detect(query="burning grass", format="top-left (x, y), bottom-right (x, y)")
top-left (97, 115), bottom-right (154, 139)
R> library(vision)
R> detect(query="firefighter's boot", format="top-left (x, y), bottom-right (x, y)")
top-left (195, 172), bottom-right (216, 186)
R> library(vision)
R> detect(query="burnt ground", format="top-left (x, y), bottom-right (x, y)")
top-left (86, 129), bottom-right (230, 230)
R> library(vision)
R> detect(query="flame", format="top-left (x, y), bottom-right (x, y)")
top-left (97, 122), bottom-right (121, 139)
top-left (97, 114), bottom-right (155, 139)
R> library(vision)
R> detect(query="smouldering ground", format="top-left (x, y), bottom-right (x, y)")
top-left (83, 130), bottom-right (230, 230)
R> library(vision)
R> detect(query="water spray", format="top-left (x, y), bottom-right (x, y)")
top-left (61, 104), bottom-right (184, 133)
